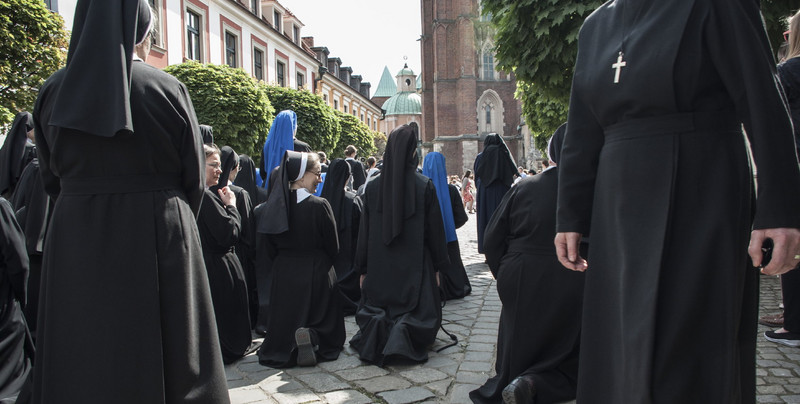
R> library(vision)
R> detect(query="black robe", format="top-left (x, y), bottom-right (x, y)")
top-left (197, 189), bottom-right (252, 364)
top-left (557, 1), bottom-right (800, 402)
top-left (440, 184), bottom-right (471, 300)
top-left (473, 153), bottom-right (514, 254)
top-left (349, 174), bottom-right (449, 365)
top-left (257, 191), bottom-right (344, 368)
top-left (229, 184), bottom-right (258, 327)
top-left (471, 169), bottom-right (585, 404)
top-left (0, 197), bottom-right (33, 403)
top-left (31, 62), bottom-right (229, 403)
top-left (330, 191), bottom-right (363, 316)
top-left (9, 158), bottom-right (51, 340)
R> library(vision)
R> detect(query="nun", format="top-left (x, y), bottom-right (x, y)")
top-left (422, 151), bottom-right (471, 300)
top-left (349, 124), bottom-right (449, 366)
top-left (261, 110), bottom-right (297, 187)
top-left (30, 0), bottom-right (229, 402)
top-left (199, 124), bottom-right (214, 145)
top-left (473, 133), bottom-right (516, 254)
top-left (471, 124), bottom-right (585, 404)
top-left (233, 154), bottom-right (267, 205)
top-left (319, 158), bottom-right (363, 315)
top-left (256, 151), bottom-right (344, 367)
top-left (197, 144), bottom-right (253, 364)
top-left (0, 112), bottom-right (35, 198)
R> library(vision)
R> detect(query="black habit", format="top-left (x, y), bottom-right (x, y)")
top-left (257, 151), bottom-right (344, 368)
top-left (473, 134), bottom-right (516, 254)
top-left (320, 158), bottom-right (363, 315)
top-left (32, 63), bottom-right (228, 404)
top-left (0, 197), bottom-right (33, 403)
top-left (470, 168), bottom-right (585, 404)
top-left (233, 154), bottom-right (268, 205)
top-left (197, 188), bottom-right (252, 364)
top-left (346, 158), bottom-right (367, 191)
top-left (0, 112), bottom-right (34, 198)
top-left (557, 1), bottom-right (800, 402)
top-left (349, 125), bottom-right (449, 366)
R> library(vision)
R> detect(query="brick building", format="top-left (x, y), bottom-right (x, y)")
top-left (420, 0), bottom-right (527, 176)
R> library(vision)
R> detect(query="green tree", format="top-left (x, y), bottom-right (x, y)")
top-left (481, 0), bottom-right (796, 153)
top-left (261, 85), bottom-right (341, 154)
top-left (0, 0), bottom-right (68, 125)
top-left (164, 62), bottom-right (274, 157)
top-left (331, 110), bottom-right (377, 159)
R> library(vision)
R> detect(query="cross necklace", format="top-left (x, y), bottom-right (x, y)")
top-left (613, 1), bottom-right (646, 84)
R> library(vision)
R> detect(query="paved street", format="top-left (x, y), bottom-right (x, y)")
top-left (226, 214), bottom-right (800, 403)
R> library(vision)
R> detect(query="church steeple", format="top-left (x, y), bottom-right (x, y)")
top-left (396, 63), bottom-right (417, 92)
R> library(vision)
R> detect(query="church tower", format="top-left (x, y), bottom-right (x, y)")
top-left (420, 0), bottom-right (524, 175)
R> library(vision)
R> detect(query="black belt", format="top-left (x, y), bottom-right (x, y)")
top-left (60, 175), bottom-right (182, 195)
top-left (506, 239), bottom-right (555, 256)
top-left (604, 111), bottom-right (741, 143)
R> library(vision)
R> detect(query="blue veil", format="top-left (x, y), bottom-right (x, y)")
top-left (422, 152), bottom-right (457, 243)
top-left (262, 110), bottom-right (297, 186)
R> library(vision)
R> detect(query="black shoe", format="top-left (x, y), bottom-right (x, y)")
top-left (502, 375), bottom-right (536, 404)
top-left (764, 330), bottom-right (800, 347)
top-left (295, 327), bottom-right (317, 366)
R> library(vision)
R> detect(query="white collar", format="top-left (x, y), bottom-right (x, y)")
top-left (132, 55), bottom-right (144, 62)
top-left (345, 157), bottom-right (355, 161)
top-left (296, 188), bottom-right (312, 203)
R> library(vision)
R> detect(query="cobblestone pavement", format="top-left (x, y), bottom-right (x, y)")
top-left (226, 214), bottom-right (800, 403)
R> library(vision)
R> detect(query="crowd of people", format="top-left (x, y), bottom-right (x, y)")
top-left (2, 0), bottom-right (800, 403)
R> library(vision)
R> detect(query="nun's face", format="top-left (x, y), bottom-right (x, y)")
top-left (206, 153), bottom-right (222, 187)
top-left (301, 163), bottom-right (323, 193)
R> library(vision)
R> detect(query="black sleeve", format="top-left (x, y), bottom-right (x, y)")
top-left (351, 195), bottom-right (363, 245)
top-left (0, 198), bottom-right (29, 306)
top-left (424, 180), bottom-right (450, 272)
top-left (198, 192), bottom-right (241, 249)
top-left (449, 184), bottom-right (468, 229)
top-left (176, 83), bottom-right (205, 216)
top-left (236, 188), bottom-right (256, 259)
top-left (706, 0), bottom-right (800, 229)
top-left (484, 186), bottom-right (515, 278)
top-left (33, 77), bottom-right (62, 201)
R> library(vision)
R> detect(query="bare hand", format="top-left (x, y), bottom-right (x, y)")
top-left (555, 232), bottom-right (588, 272)
top-left (436, 272), bottom-right (440, 287)
top-left (360, 274), bottom-right (366, 289)
top-left (218, 186), bottom-right (236, 207)
top-left (749, 228), bottom-right (800, 275)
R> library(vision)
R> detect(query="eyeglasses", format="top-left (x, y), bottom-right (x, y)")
top-left (207, 163), bottom-right (221, 170)
top-left (309, 171), bottom-right (322, 178)
top-left (785, 30), bottom-right (791, 42)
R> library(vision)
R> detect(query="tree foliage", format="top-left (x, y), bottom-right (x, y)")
top-left (0, 0), bottom-right (68, 125)
top-left (481, 0), bottom-right (796, 153)
top-left (261, 85), bottom-right (341, 154)
top-left (331, 110), bottom-right (378, 159)
top-left (164, 62), bottom-right (274, 158)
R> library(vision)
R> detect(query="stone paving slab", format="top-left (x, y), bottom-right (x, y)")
top-left (228, 216), bottom-right (800, 403)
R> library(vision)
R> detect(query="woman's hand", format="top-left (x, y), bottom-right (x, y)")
top-left (555, 232), bottom-right (588, 272)
top-left (218, 186), bottom-right (236, 207)
top-left (750, 228), bottom-right (800, 275)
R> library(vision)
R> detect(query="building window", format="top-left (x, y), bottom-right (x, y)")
top-left (253, 48), bottom-right (264, 81)
top-left (225, 32), bottom-right (237, 68)
top-left (293, 25), bottom-right (300, 44)
top-left (485, 105), bottom-right (492, 124)
top-left (273, 11), bottom-right (281, 32)
top-left (360, 113), bottom-right (364, 122)
top-left (186, 10), bottom-right (202, 61)
top-left (344, 105), bottom-right (348, 113)
top-left (251, 0), bottom-right (259, 15)
top-left (334, 99), bottom-right (339, 110)
top-left (323, 94), bottom-right (328, 104)
top-left (482, 52), bottom-right (494, 80)
top-left (276, 61), bottom-right (285, 86)
top-left (296, 72), bottom-right (305, 89)
top-left (148, 0), bottom-right (163, 47)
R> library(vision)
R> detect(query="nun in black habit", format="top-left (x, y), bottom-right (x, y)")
top-left (30, 1), bottom-right (229, 402)
top-left (320, 158), bottom-right (363, 315)
top-left (473, 133), bottom-right (516, 254)
top-left (0, 112), bottom-right (35, 198)
top-left (219, 146), bottom-right (259, 327)
top-left (199, 124), bottom-right (214, 145)
top-left (349, 124), bottom-right (449, 366)
top-left (0, 197), bottom-right (33, 404)
top-left (197, 144), bottom-right (253, 364)
top-left (471, 124), bottom-right (585, 404)
top-left (422, 151), bottom-right (471, 300)
top-left (256, 151), bottom-right (344, 368)
top-left (555, 1), bottom-right (800, 402)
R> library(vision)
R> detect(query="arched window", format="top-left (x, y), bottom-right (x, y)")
top-left (485, 105), bottom-right (492, 125)
top-left (477, 90), bottom-right (504, 135)
top-left (482, 52), bottom-right (494, 80)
